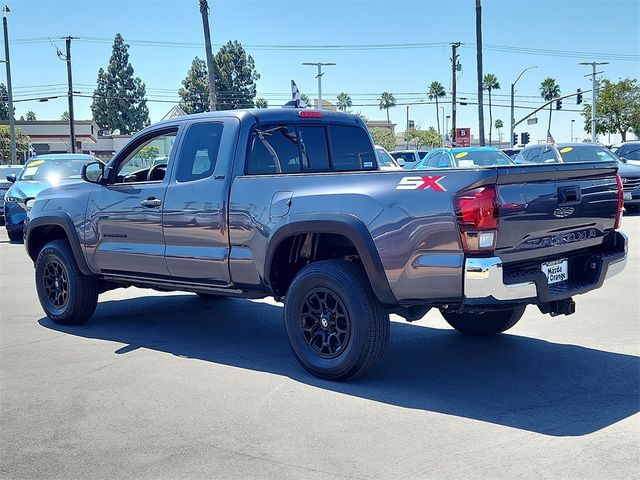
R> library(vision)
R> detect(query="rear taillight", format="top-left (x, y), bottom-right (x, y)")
top-left (614, 174), bottom-right (623, 230)
top-left (454, 185), bottom-right (498, 253)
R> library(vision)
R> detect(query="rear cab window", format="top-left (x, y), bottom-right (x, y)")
top-left (246, 123), bottom-right (376, 174)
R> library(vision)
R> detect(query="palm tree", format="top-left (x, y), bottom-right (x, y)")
top-left (482, 73), bottom-right (500, 145)
top-left (378, 92), bottom-right (396, 123)
top-left (540, 77), bottom-right (561, 136)
top-left (301, 93), bottom-right (311, 108)
top-left (494, 118), bottom-right (504, 145)
top-left (427, 81), bottom-right (446, 134)
top-left (336, 92), bottom-right (352, 112)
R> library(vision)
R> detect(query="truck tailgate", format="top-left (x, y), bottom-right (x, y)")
top-left (493, 161), bottom-right (619, 264)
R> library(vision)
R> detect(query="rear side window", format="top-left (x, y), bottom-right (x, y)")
top-left (438, 153), bottom-right (452, 168)
top-left (329, 125), bottom-right (376, 171)
top-left (176, 123), bottom-right (224, 182)
top-left (526, 147), bottom-right (542, 163)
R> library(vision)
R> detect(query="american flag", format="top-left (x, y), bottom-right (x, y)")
top-left (444, 133), bottom-right (453, 147)
top-left (291, 80), bottom-right (307, 108)
top-left (547, 131), bottom-right (555, 144)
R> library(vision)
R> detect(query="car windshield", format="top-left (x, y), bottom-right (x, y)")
top-left (557, 146), bottom-right (618, 163)
top-left (19, 158), bottom-right (91, 181)
top-left (619, 145), bottom-right (640, 160)
top-left (391, 152), bottom-right (415, 163)
top-left (375, 148), bottom-right (397, 167)
top-left (452, 150), bottom-right (513, 167)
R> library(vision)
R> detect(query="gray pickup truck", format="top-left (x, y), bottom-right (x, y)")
top-left (25, 109), bottom-right (628, 380)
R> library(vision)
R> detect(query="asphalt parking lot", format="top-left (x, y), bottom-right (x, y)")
top-left (1, 214), bottom-right (638, 479)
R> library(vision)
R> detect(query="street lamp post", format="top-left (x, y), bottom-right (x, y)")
top-left (302, 62), bottom-right (336, 110)
top-left (510, 65), bottom-right (537, 147)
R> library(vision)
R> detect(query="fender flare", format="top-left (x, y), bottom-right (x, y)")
top-left (265, 214), bottom-right (398, 306)
top-left (25, 212), bottom-right (92, 276)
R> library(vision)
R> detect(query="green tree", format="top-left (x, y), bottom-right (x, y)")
top-left (378, 92), bottom-right (397, 123)
top-left (369, 127), bottom-right (396, 151)
top-left (0, 83), bottom-right (11, 121)
top-left (405, 127), bottom-right (442, 149)
top-left (26, 111), bottom-right (36, 121)
top-left (178, 57), bottom-right (210, 114)
top-left (0, 125), bottom-right (30, 163)
top-left (482, 73), bottom-right (500, 145)
top-left (215, 40), bottom-right (260, 110)
top-left (255, 98), bottom-right (268, 108)
top-left (353, 111), bottom-right (368, 122)
top-left (582, 78), bottom-right (640, 142)
top-left (427, 81), bottom-right (446, 134)
top-left (91, 33), bottom-right (150, 134)
top-left (136, 145), bottom-right (160, 167)
top-left (540, 77), bottom-right (561, 137)
top-left (301, 93), bottom-right (311, 108)
top-left (336, 92), bottom-right (352, 112)
top-left (61, 111), bottom-right (69, 121)
top-left (494, 118), bottom-right (504, 145)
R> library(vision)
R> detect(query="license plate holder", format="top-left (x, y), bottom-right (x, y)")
top-left (542, 259), bottom-right (568, 285)
top-left (623, 192), bottom-right (632, 201)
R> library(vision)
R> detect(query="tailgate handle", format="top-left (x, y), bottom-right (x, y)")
top-left (558, 186), bottom-right (580, 204)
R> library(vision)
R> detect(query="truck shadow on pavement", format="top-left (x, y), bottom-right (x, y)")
top-left (39, 294), bottom-right (639, 437)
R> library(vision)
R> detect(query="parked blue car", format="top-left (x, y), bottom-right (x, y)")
top-left (4, 154), bottom-right (97, 241)
top-left (413, 147), bottom-right (513, 169)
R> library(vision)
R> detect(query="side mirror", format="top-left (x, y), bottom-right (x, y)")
top-left (619, 157), bottom-right (628, 163)
top-left (82, 162), bottom-right (105, 184)
top-left (397, 158), bottom-right (405, 167)
top-left (6, 174), bottom-right (16, 183)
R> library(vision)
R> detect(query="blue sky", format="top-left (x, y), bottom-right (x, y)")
top-left (4, 0), bottom-right (640, 143)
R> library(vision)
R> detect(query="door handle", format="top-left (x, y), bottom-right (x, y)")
top-left (140, 197), bottom-right (162, 208)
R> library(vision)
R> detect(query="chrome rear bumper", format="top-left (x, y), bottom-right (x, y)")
top-left (464, 232), bottom-right (628, 303)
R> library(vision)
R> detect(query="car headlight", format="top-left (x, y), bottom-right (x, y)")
top-left (4, 195), bottom-right (24, 204)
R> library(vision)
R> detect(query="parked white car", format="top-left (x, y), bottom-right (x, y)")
top-left (390, 149), bottom-right (422, 169)
top-left (374, 146), bottom-right (403, 171)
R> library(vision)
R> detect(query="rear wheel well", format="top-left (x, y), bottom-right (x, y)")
top-left (269, 233), bottom-right (363, 297)
top-left (28, 225), bottom-right (69, 261)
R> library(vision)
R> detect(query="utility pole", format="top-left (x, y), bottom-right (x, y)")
top-left (451, 42), bottom-right (461, 145)
top-left (405, 105), bottom-right (409, 148)
top-left (579, 61), bottom-right (608, 143)
top-left (302, 62), bottom-right (335, 109)
top-left (510, 65), bottom-right (537, 147)
top-left (475, 1), bottom-right (485, 147)
top-left (63, 36), bottom-right (77, 153)
top-left (2, 6), bottom-right (15, 163)
top-left (199, 0), bottom-right (217, 111)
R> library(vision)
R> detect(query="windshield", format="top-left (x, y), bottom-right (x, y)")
top-left (391, 152), bottom-right (416, 163)
top-left (375, 148), bottom-right (397, 167)
top-left (557, 146), bottom-right (619, 163)
top-left (452, 150), bottom-right (513, 167)
top-left (19, 158), bottom-right (92, 182)
top-left (619, 145), bottom-right (640, 160)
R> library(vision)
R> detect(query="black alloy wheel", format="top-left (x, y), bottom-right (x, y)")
top-left (42, 259), bottom-right (69, 311)
top-left (299, 288), bottom-right (351, 359)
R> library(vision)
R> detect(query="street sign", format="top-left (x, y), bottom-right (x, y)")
top-left (456, 127), bottom-right (471, 147)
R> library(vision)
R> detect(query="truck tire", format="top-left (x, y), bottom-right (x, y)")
top-left (35, 239), bottom-right (99, 326)
top-left (7, 228), bottom-right (23, 242)
top-left (284, 260), bottom-right (390, 381)
top-left (441, 306), bottom-right (526, 336)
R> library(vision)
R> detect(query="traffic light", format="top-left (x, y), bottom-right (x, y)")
top-left (513, 133), bottom-right (518, 146)
top-left (520, 132), bottom-right (530, 145)
top-left (576, 89), bottom-right (583, 105)
top-left (556, 99), bottom-right (563, 110)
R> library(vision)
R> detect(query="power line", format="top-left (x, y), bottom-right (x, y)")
top-left (9, 36), bottom-right (639, 61)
